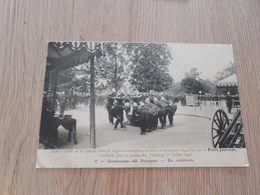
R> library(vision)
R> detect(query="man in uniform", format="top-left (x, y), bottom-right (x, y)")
top-left (161, 96), bottom-right (177, 127)
top-left (145, 98), bottom-right (160, 130)
top-left (110, 96), bottom-right (127, 130)
top-left (131, 93), bottom-right (141, 105)
top-left (106, 90), bottom-right (116, 125)
top-left (153, 97), bottom-right (170, 129)
top-left (132, 102), bottom-right (150, 135)
top-left (226, 92), bottom-right (232, 114)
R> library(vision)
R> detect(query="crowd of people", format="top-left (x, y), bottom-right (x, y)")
top-left (56, 92), bottom-right (80, 115)
top-left (40, 88), bottom-right (240, 147)
top-left (106, 91), bottom-right (178, 135)
top-left (54, 89), bottom-right (239, 136)
top-left (55, 93), bottom-right (108, 113)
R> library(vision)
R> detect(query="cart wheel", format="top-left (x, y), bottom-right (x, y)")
top-left (211, 109), bottom-right (230, 148)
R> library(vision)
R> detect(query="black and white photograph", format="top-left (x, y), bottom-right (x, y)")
top-left (37, 42), bottom-right (248, 168)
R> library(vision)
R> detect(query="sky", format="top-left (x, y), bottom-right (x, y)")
top-left (167, 43), bottom-right (235, 83)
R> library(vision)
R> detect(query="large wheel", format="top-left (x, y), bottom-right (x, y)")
top-left (211, 109), bottom-right (230, 148)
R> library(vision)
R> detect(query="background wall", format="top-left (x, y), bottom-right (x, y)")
top-left (0, 0), bottom-right (259, 194)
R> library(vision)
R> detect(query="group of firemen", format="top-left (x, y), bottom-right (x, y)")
top-left (106, 91), bottom-right (178, 135)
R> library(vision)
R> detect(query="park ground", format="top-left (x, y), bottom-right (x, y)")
top-left (55, 101), bottom-right (239, 149)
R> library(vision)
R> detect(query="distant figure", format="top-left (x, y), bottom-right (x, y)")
top-left (59, 91), bottom-right (68, 116)
top-left (106, 92), bottom-right (116, 125)
top-left (226, 93), bottom-right (232, 114)
top-left (181, 95), bottom-right (186, 106)
top-left (72, 94), bottom-right (78, 109)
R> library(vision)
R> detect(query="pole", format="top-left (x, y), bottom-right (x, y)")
top-left (114, 43), bottom-right (118, 95)
top-left (51, 69), bottom-right (59, 111)
top-left (90, 56), bottom-right (96, 148)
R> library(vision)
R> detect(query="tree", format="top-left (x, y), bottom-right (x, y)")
top-left (180, 77), bottom-right (205, 94)
top-left (201, 79), bottom-right (216, 94)
top-left (56, 62), bottom-right (106, 95)
top-left (95, 42), bottom-right (128, 95)
top-left (126, 43), bottom-right (173, 92)
top-left (215, 62), bottom-right (236, 81)
top-left (56, 43), bottom-right (174, 95)
top-left (56, 66), bottom-right (88, 94)
top-left (164, 81), bottom-right (184, 96)
top-left (184, 68), bottom-right (201, 79)
top-left (181, 68), bottom-right (215, 94)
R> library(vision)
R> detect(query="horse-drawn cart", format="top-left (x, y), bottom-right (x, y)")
top-left (211, 109), bottom-right (245, 148)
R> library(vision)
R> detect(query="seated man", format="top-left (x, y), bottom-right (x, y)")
top-left (39, 96), bottom-right (77, 149)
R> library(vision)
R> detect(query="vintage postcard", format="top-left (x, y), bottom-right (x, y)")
top-left (36, 42), bottom-right (248, 168)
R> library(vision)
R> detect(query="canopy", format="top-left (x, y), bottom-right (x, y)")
top-left (47, 42), bottom-right (104, 71)
top-left (215, 74), bottom-right (238, 87)
top-left (45, 42), bottom-right (105, 148)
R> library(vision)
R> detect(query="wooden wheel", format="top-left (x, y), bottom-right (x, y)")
top-left (211, 109), bottom-right (230, 148)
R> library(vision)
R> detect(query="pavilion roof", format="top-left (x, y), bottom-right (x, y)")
top-left (215, 74), bottom-right (237, 87)
top-left (46, 42), bottom-right (104, 71)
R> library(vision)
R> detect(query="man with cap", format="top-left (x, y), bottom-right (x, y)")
top-left (106, 89), bottom-right (116, 125)
top-left (153, 97), bottom-right (169, 129)
top-left (161, 96), bottom-right (177, 127)
top-left (131, 93), bottom-right (141, 105)
top-left (145, 98), bottom-right (160, 130)
top-left (226, 92), bottom-right (232, 114)
top-left (110, 96), bottom-right (127, 130)
top-left (132, 101), bottom-right (150, 135)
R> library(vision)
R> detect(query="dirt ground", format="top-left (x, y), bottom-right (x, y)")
top-left (56, 101), bottom-right (239, 149)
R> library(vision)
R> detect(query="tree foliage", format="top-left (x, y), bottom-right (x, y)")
top-left (215, 62), bottom-right (236, 81)
top-left (181, 77), bottom-right (205, 94)
top-left (184, 68), bottom-right (201, 79)
top-left (181, 68), bottom-right (215, 94)
top-left (95, 42), bottom-right (128, 94)
top-left (126, 43), bottom-right (173, 92)
top-left (56, 42), bottom-right (128, 95)
top-left (56, 64), bottom-right (91, 94)
top-left (56, 42), bottom-right (174, 95)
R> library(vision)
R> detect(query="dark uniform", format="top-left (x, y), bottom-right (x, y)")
top-left (161, 99), bottom-right (177, 127)
top-left (131, 95), bottom-right (141, 105)
top-left (145, 102), bottom-right (160, 130)
top-left (72, 94), bottom-right (78, 109)
top-left (132, 105), bottom-right (150, 135)
top-left (226, 95), bottom-right (232, 113)
top-left (110, 96), bottom-right (126, 129)
top-left (106, 93), bottom-right (115, 125)
top-left (154, 100), bottom-right (169, 129)
top-left (148, 95), bottom-right (155, 104)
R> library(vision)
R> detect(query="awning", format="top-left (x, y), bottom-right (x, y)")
top-left (47, 42), bottom-right (104, 71)
top-left (215, 74), bottom-right (237, 87)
